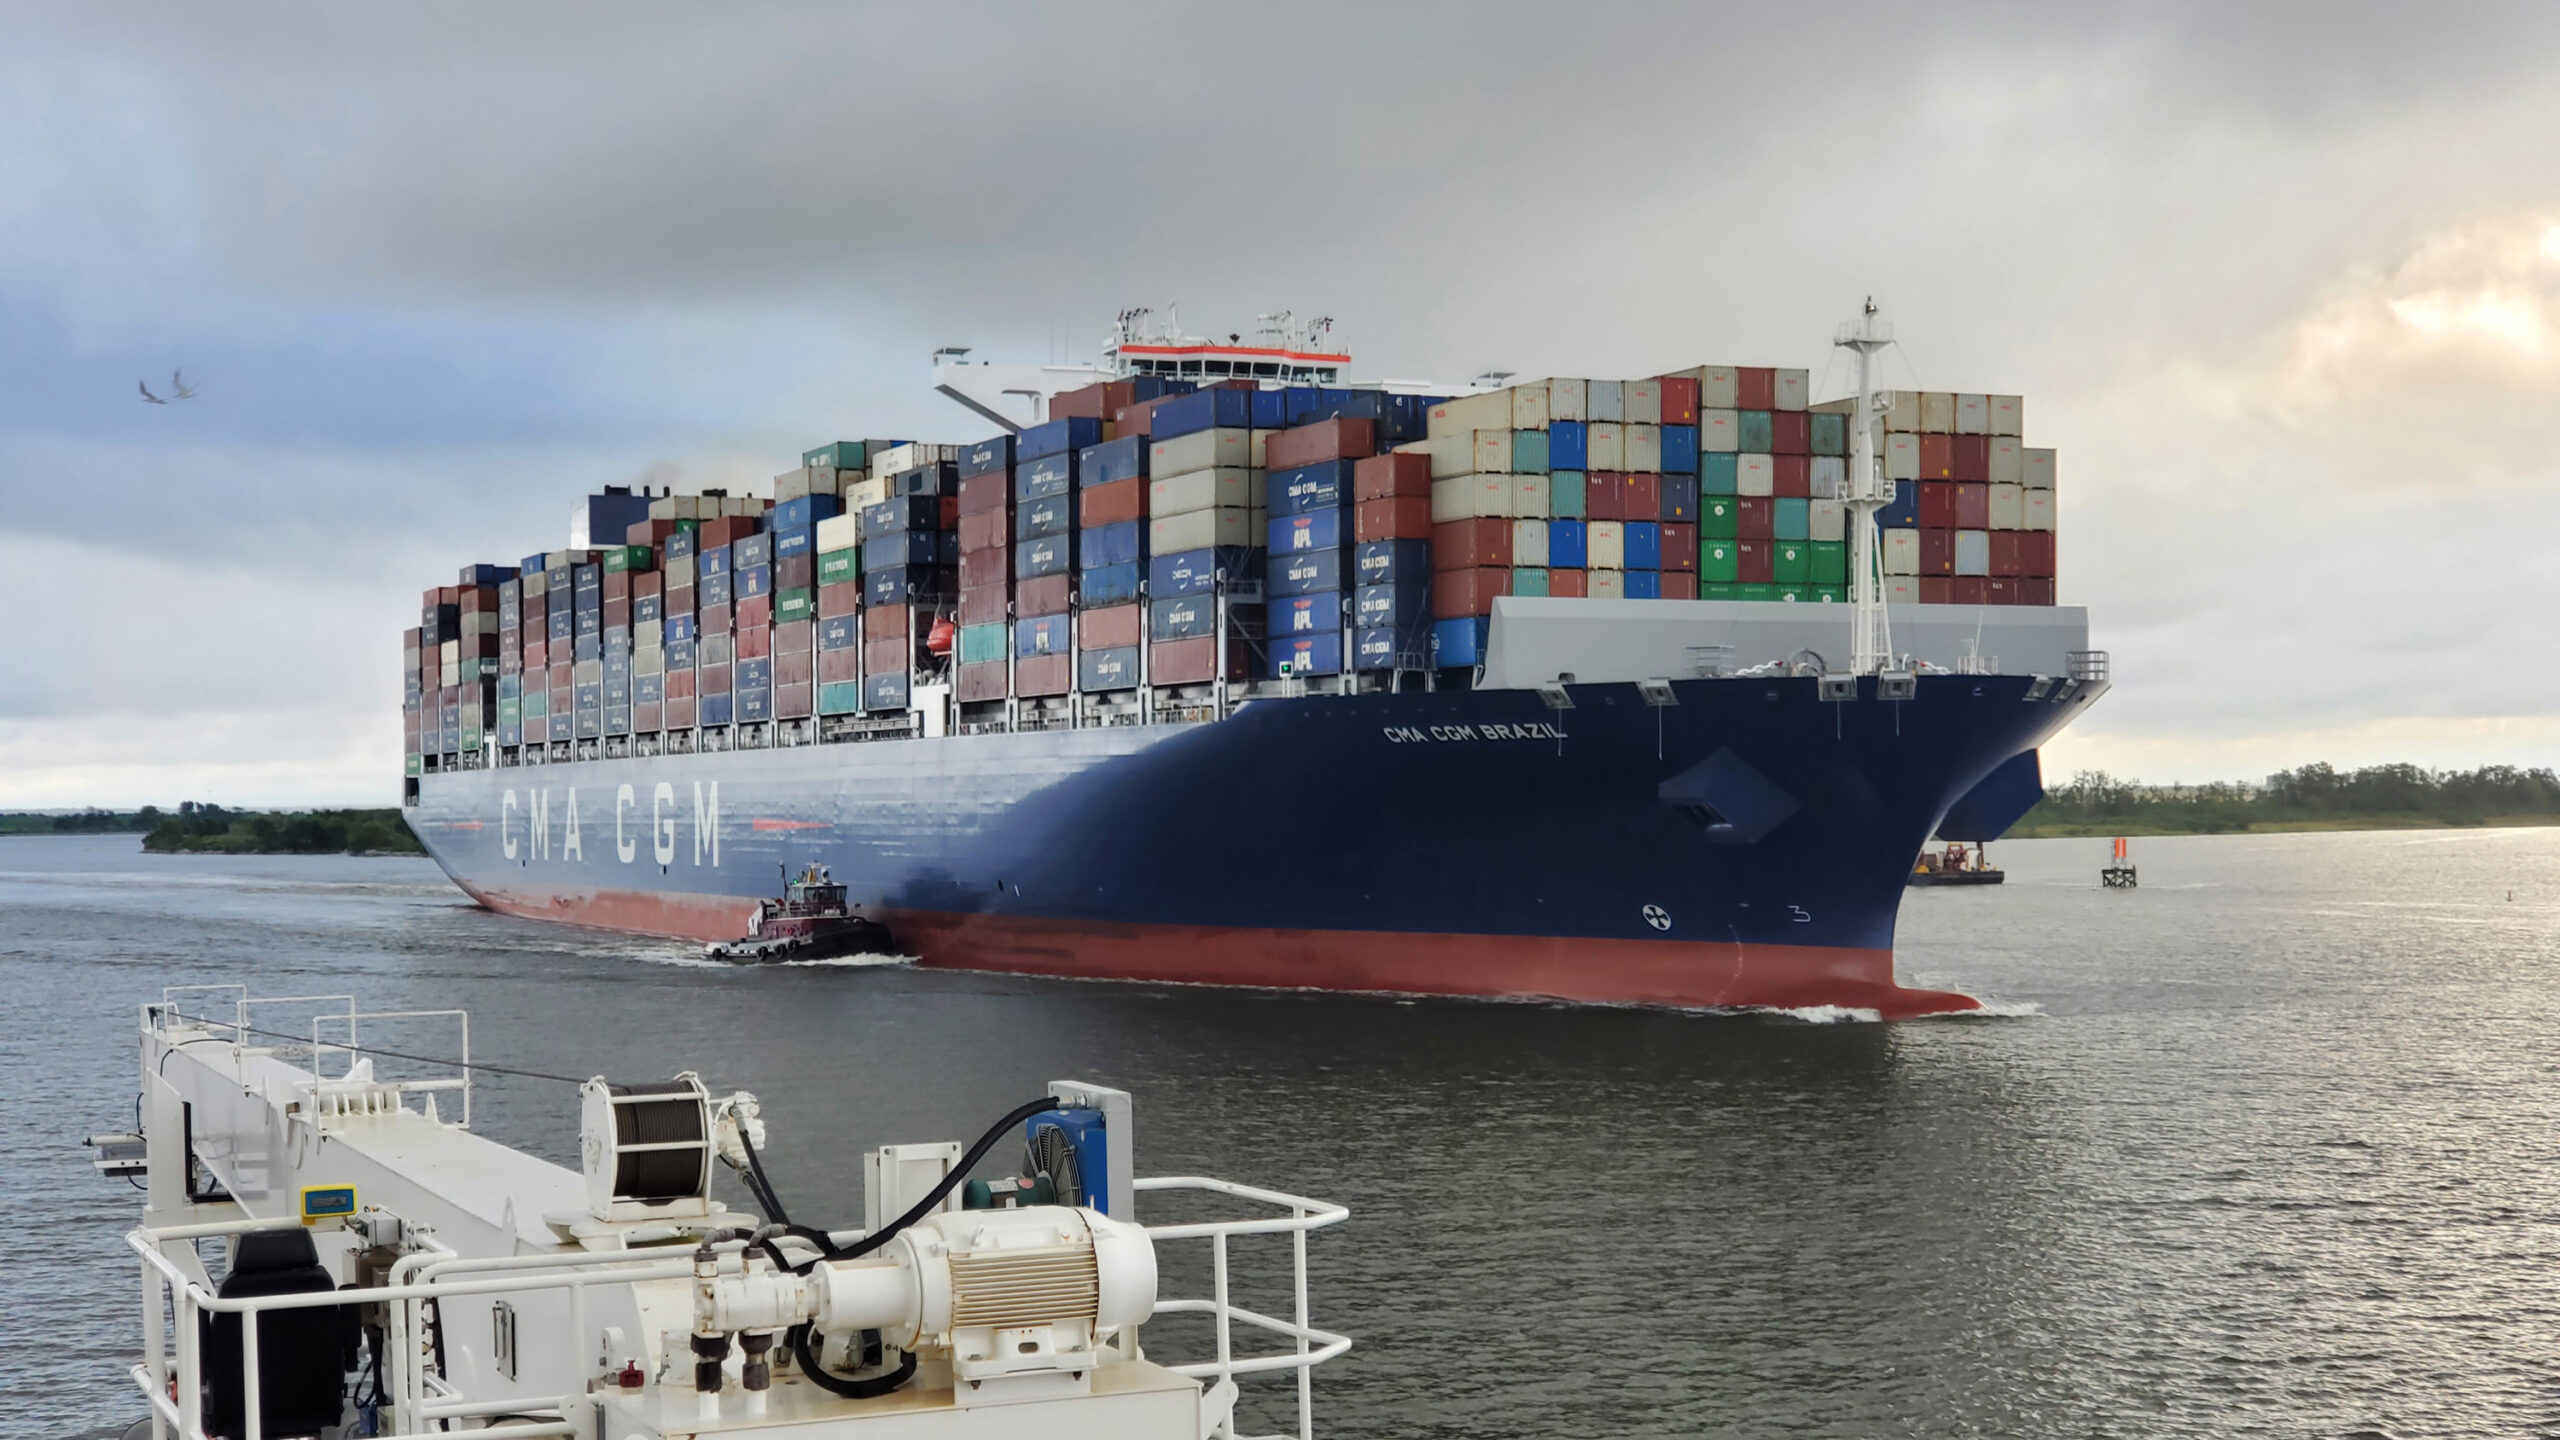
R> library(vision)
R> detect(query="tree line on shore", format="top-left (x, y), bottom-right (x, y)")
top-left (0, 803), bottom-right (422, 854)
top-left (2020, 763), bottom-right (2560, 835)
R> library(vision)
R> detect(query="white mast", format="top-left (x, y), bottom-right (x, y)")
top-left (1835, 299), bottom-right (1896, 676)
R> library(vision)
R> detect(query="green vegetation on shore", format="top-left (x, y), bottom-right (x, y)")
top-left (2010, 763), bottom-right (2560, 838)
top-left (0, 807), bottom-right (165, 835)
top-left (140, 802), bottom-right (424, 856)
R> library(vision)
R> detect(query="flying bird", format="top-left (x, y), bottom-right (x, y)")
top-left (138, 379), bottom-right (166, 404)
top-left (171, 369), bottom-right (195, 399)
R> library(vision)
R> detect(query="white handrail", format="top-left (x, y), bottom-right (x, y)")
top-left (1136, 1174), bottom-right (1349, 1440)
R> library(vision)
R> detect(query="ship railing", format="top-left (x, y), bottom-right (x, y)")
top-left (1137, 1175), bottom-right (1352, 1440)
top-left (151, 990), bottom-right (475, 1128)
top-left (2068, 649), bottom-right (2110, 683)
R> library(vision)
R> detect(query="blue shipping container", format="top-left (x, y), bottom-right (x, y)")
top-left (1354, 539), bottom-right (1431, 586)
top-left (665, 530), bottom-right (696, 561)
top-left (699, 692), bottom-right (734, 727)
top-left (667, 637), bottom-right (697, 671)
top-left (573, 635), bottom-right (601, 663)
top-left (1016, 534), bottom-right (1076, 579)
top-left (736, 534), bottom-right (772, 570)
top-left (1270, 547), bottom-right (1344, 597)
top-left (698, 546), bottom-right (730, 577)
top-left (1550, 420), bottom-right (1588, 472)
top-left (817, 616), bottom-right (858, 652)
top-left (1880, 480), bottom-right (1920, 529)
top-left (1150, 387), bottom-right (1253, 441)
top-left (1077, 646), bottom-right (1141, 693)
top-left (1624, 523), bottom-right (1661, 571)
top-left (1268, 509), bottom-right (1344, 554)
top-left (861, 495), bottom-right (940, 540)
top-left (1268, 631), bottom-right (1342, 678)
top-left (458, 563), bottom-right (512, 587)
top-left (864, 531), bottom-right (949, 571)
top-left (1151, 547), bottom-right (1260, 597)
top-left (770, 525), bottom-right (815, 561)
top-left (635, 594), bottom-right (661, 625)
top-left (1149, 594), bottom-right (1216, 641)
top-left (1660, 476), bottom-right (1698, 524)
top-left (666, 614), bottom-right (697, 644)
top-left (864, 565), bottom-right (954, 606)
top-left (1249, 389), bottom-right (1287, 430)
top-left (1082, 519), bottom-right (1147, 570)
top-left (1019, 416), bottom-right (1104, 462)
top-left (862, 672), bottom-right (909, 712)
top-left (1019, 492), bottom-right (1073, 540)
top-left (1082, 434), bottom-right (1149, 488)
top-left (892, 463), bottom-right (956, 497)
top-left (1269, 461), bottom-right (1352, 517)
top-left (1549, 519), bottom-right (1589, 569)
top-left (1271, 590), bottom-right (1343, 636)
top-left (771, 494), bottom-right (841, 531)
top-left (1015, 452), bottom-right (1075, 501)
top-left (1662, 425), bottom-right (1700, 476)
top-left (1354, 624), bottom-right (1432, 671)
top-left (1081, 561), bottom-right (1143, 608)
top-left (1432, 617), bottom-right (1489, 668)
top-left (1625, 570), bottom-right (1661, 600)
top-left (1015, 613), bottom-right (1072, 657)
top-left (549, 609), bottom-right (573, 642)
top-left (1354, 582), bottom-right (1430, 629)
top-left (737, 656), bottom-right (772, 690)
top-left (636, 674), bottom-right (664, 705)
top-left (959, 435), bottom-right (1015, 479)
top-left (736, 564), bottom-right (772, 598)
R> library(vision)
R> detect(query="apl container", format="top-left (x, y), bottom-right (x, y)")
top-left (1268, 632), bottom-right (1343, 678)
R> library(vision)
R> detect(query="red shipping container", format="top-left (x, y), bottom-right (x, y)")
top-left (1735, 367), bottom-right (1776, 410)
top-left (737, 594), bottom-right (772, 629)
top-left (604, 572), bottom-right (631, 603)
top-left (1917, 434), bottom-right (1954, 480)
top-left (1659, 571), bottom-right (1698, 600)
top-left (699, 517), bottom-right (759, 550)
top-left (1737, 498), bottom-right (1775, 540)
top-left (1016, 652), bottom-right (1072, 698)
top-left (548, 662), bottom-right (572, 689)
top-left (959, 508), bottom-right (1008, 553)
top-left (1432, 567), bottom-right (1512, 619)
top-left (1352, 452), bottom-right (1432, 500)
top-left (665, 585), bottom-right (695, 616)
top-left (1079, 604), bottom-right (1142, 650)
top-left (816, 582), bottom-right (860, 618)
top-left (549, 687), bottom-right (572, 718)
top-left (636, 571), bottom-right (663, 599)
top-left (863, 637), bottom-right (909, 675)
top-left (1019, 574), bottom-right (1071, 616)
top-left (1920, 529), bottom-right (1955, 575)
top-left (666, 696), bottom-right (696, 728)
top-left (2018, 577), bottom-right (2055, 605)
top-left (1950, 435), bottom-right (1989, 482)
top-left (1586, 472), bottom-right (1627, 521)
top-left (775, 619), bottom-right (814, 654)
top-left (1773, 455), bottom-right (1810, 499)
top-left (602, 599), bottom-right (631, 631)
top-left (624, 518), bottom-right (679, 547)
top-left (1657, 376), bottom-right (1699, 425)
top-left (1950, 576), bottom-right (1989, 604)
top-left (523, 639), bottom-right (547, 669)
top-left (1051, 382), bottom-right (1110, 421)
top-left (1114, 397), bottom-right (1172, 438)
top-left (773, 682), bottom-right (812, 719)
top-left (1736, 540), bottom-right (1774, 584)
top-left (1771, 412), bottom-right (1810, 456)
top-left (460, 586), bottom-right (495, 611)
top-left (958, 470), bottom-right (1009, 516)
top-left (958, 584), bottom-right (1011, 626)
top-left (1148, 636), bottom-right (1252, 686)
top-left (957, 661), bottom-right (1008, 703)
top-left (819, 649), bottom-right (859, 684)
top-left (1622, 473), bottom-right (1660, 518)
top-left (1548, 568), bottom-right (1588, 598)
top-left (1080, 477), bottom-right (1146, 528)
top-left (1355, 496), bottom-right (1433, 542)
top-left (959, 546), bottom-right (1009, 590)
top-left (1917, 482), bottom-right (1957, 529)
top-left (1984, 577), bottom-right (2018, 605)
top-left (867, 603), bottom-right (910, 640)
top-left (1660, 522), bottom-right (1698, 572)
top-left (1987, 532), bottom-right (2024, 578)
top-left (774, 554), bottom-right (813, 592)
top-left (737, 625), bottom-right (772, 661)
top-left (1264, 418), bottom-right (1376, 472)
top-left (1433, 518), bottom-right (1513, 570)
top-left (2021, 531), bottom-right (2056, 577)
top-left (1954, 483), bottom-right (1989, 530)
top-left (1918, 577), bottom-right (1953, 605)
top-left (700, 662), bottom-right (730, 696)
top-left (775, 649), bottom-right (813, 685)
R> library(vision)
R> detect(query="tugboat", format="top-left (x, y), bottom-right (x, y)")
top-left (706, 863), bottom-right (896, 962)
top-left (1907, 840), bottom-right (2006, 887)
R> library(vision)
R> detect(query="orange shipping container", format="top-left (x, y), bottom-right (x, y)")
top-left (1353, 452), bottom-right (1432, 501)
top-left (1078, 604), bottom-right (1142, 650)
top-left (1355, 496), bottom-right (1434, 542)
top-left (1432, 566), bottom-right (1512, 619)
top-left (1080, 477), bottom-right (1147, 528)
top-left (1264, 418), bottom-right (1376, 472)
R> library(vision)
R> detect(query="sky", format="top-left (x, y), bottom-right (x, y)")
top-left (5, 2), bottom-right (2560, 807)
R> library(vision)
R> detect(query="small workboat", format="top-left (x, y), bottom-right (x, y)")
top-left (706, 863), bottom-right (895, 962)
top-left (1907, 840), bottom-right (2005, 886)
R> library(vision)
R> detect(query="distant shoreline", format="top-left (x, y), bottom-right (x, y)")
top-left (2008, 814), bottom-right (2560, 839)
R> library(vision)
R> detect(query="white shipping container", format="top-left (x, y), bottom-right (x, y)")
top-left (774, 469), bottom-right (811, 503)
top-left (2023, 490), bottom-right (2055, 532)
top-left (1427, 391), bottom-right (1514, 438)
top-left (1587, 422), bottom-right (1624, 470)
top-left (1884, 391), bottom-right (1922, 433)
top-left (1151, 467), bottom-right (1259, 518)
top-left (1544, 377), bottom-right (1587, 422)
top-left (1588, 520), bottom-right (1625, 570)
top-left (1510, 382), bottom-right (1549, 431)
top-left (1399, 432), bottom-right (1480, 480)
top-left (1697, 366), bottom-right (1739, 410)
top-left (1698, 409), bottom-right (1740, 453)
top-left (635, 643), bottom-right (664, 673)
top-left (461, 610), bottom-right (498, 638)
top-left (814, 513), bottom-right (861, 552)
top-left (1589, 567), bottom-right (1625, 600)
top-left (1884, 433), bottom-right (1921, 482)
top-left (1954, 530), bottom-right (1990, 576)
top-left (648, 496), bottom-right (677, 521)
top-left (1919, 392), bottom-right (1956, 434)
top-left (664, 555), bottom-right (697, 587)
top-left (1988, 436), bottom-right (2022, 485)
top-left (843, 477), bottom-right (890, 510)
top-left (1473, 428), bottom-right (1514, 474)
top-left (1809, 498), bottom-right (1846, 542)
top-left (1624, 378), bottom-right (1662, 425)
top-left (1883, 527), bottom-right (1920, 575)
top-left (1513, 519), bottom-right (1550, 567)
top-left (1774, 369), bottom-right (1809, 412)
top-left (1955, 393), bottom-right (1989, 435)
top-left (1587, 380), bottom-right (1625, 423)
top-left (1512, 473), bottom-right (1551, 517)
top-left (1988, 483), bottom-right (2024, 530)
top-left (1737, 453), bottom-right (1776, 497)
top-left (1988, 394), bottom-right (2023, 437)
top-left (1810, 455), bottom-right (1845, 499)
top-left (1152, 427), bottom-right (1255, 478)
top-left (1150, 506), bottom-right (1258, 554)
top-left (1431, 475), bottom-right (1514, 522)
top-left (2022, 447), bottom-right (2057, 489)
top-left (1883, 576), bottom-right (1921, 605)
top-left (1623, 423), bottom-right (1662, 473)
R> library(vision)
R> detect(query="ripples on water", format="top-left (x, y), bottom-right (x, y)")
top-left (8, 829), bottom-right (2559, 1438)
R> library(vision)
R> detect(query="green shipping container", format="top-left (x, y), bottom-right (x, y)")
top-left (805, 441), bottom-right (866, 471)
top-left (523, 688), bottom-right (547, 718)
top-left (1817, 585), bottom-right (1848, 602)
top-left (1700, 498), bottom-right (1740, 539)
top-left (1549, 470), bottom-right (1586, 518)
top-left (1809, 541), bottom-right (1846, 585)
top-left (1810, 412), bottom-right (1847, 457)
top-left (1778, 586), bottom-right (1812, 602)
top-left (1700, 540), bottom-right (1739, 582)
top-left (498, 698), bottom-right (519, 726)
top-left (958, 623), bottom-right (1008, 665)
top-left (1699, 453), bottom-right (1739, 496)
top-left (1511, 429), bottom-right (1550, 474)
top-left (818, 548), bottom-right (861, 586)
top-left (1772, 542), bottom-right (1810, 584)
top-left (1699, 582), bottom-right (1740, 600)
top-left (1511, 566), bottom-right (1550, 597)
top-left (463, 657), bottom-right (499, 683)
top-left (1737, 410), bottom-right (1774, 453)
top-left (602, 545), bottom-right (654, 574)
top-left (405, 754), bottom-right (423, 777)
top-left (819, 680), bottom-right (866, 715)
top-left (1737, 583), bottom-right (1781, 601)
top-left (460, 717), bottom-right (483, 747)
top-left (775, 589), bottom-right (813, 625)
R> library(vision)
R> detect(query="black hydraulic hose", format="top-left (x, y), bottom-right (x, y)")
top-left (734, 1122), bottom-right (794, 1226)
top-left (790, 1323), bottom-right (917, 1399)
top-left (790, 1095), bottom-right (1062, 1274)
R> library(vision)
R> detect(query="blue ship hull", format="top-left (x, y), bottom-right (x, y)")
top-left (407, 672), bottom-right (2098, 1016)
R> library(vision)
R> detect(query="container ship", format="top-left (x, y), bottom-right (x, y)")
top-left (402, 308), bottom-right (2105, 1018)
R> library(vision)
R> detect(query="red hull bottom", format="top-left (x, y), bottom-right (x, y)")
top-left (458, 883), bottom-right (1980, 1020)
